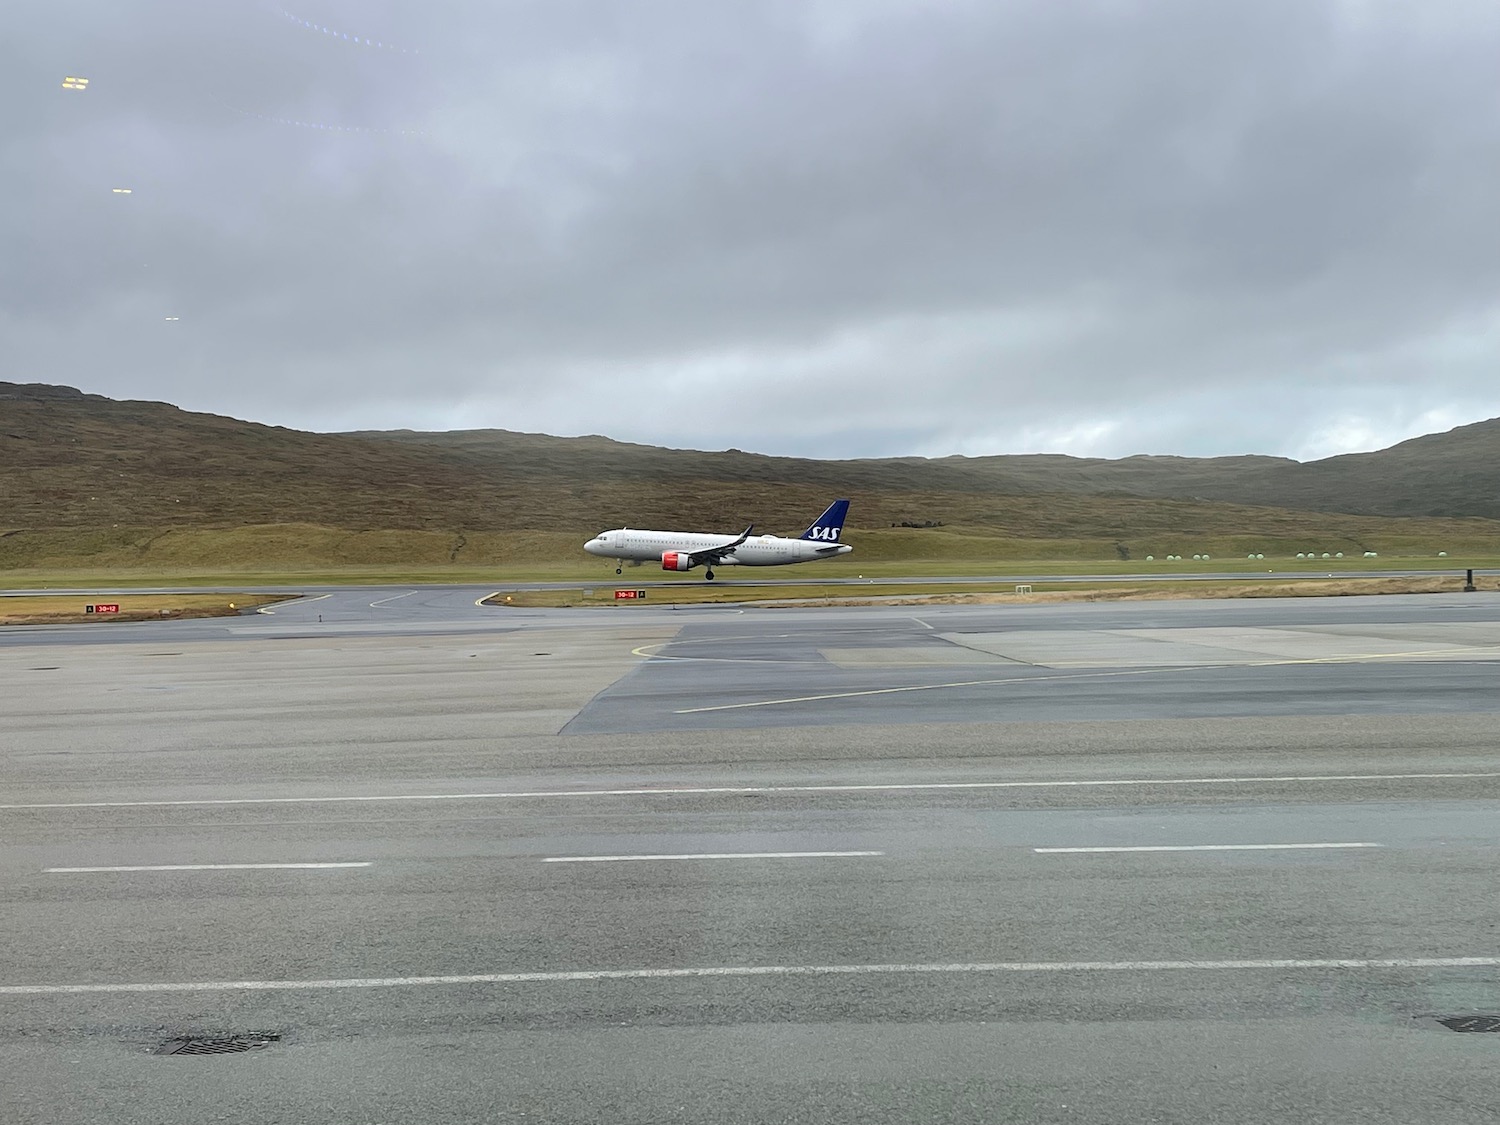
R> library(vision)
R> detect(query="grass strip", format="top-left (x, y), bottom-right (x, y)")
top-left (4, 553), bottom-right (1496, 589)
top-left (484, 575), bottom-right (1492, 609)
top-left (0, 593), bottom-right (289, 626)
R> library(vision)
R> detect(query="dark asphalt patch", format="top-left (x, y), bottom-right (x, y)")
top-left (153, 1034), bottom-right (281, 1056)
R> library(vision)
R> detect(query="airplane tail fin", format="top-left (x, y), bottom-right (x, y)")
top-left (799, 499), bottom-right (850, 542)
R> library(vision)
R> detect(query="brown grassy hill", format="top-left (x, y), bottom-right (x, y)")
top-left (2, 383), bottom-right (504, 530)
top-left (1193, 419), bottom-right (1500, 519)
top-left (352, 417), bottom-right (1500, 521)
top-left (4, 384), bottom-right (1499, 554)
top-left (350, 426), bottom-right (1298, 501)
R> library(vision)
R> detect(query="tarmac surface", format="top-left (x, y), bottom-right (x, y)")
top-left (4, 586), bottom-right (1500, 1123)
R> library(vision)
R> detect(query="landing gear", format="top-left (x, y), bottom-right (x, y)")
top-left (704, 569), bottom-right (716, 581)
top-left (615, 564), bottom-right (622, 575)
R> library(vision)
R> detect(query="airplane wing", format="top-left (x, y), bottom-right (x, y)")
top-left (686, 525), bottom-right (753, 567)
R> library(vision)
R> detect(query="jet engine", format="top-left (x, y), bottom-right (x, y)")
top-left (661, 551), bottom-right (694, 571)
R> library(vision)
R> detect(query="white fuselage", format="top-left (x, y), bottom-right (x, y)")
top-left (583, 528), bottom-right (852, 567)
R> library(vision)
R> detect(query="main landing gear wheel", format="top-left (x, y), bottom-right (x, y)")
top-left (704, 569), bottom-right (716, 581)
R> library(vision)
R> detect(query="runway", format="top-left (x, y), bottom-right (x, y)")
top-left (4, 590), bottom-right (1500, 1123)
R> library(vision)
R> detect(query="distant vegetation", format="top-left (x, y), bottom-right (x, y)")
top-left (4, 381), bottom-right (1500, 571)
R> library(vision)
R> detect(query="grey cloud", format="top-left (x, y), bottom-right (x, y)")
top-left (4, 0), bottom-right (1498, 459)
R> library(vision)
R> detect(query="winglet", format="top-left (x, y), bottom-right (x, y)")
top-left (687, 524), bottom-right (755, 567)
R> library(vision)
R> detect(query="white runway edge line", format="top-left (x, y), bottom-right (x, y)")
top-left (671, 646), bottom-right (1500, 713)
top-left (5, 772), bottom-right (1499, 810)
top-left (674, 667), bottom-right (1165, 712)
top-left (5, 957), bottom-right (1499, 996)
top-left (543, 851), bottom-right (882, 863)
top-left (1034, 843), bottom-right (1382, 854)
top-left (44, 863), bottom-right (372, 872)
top-left (256, 592), bottom-right (330, 615)
top-left (369, 590), bottom-right (420, 608)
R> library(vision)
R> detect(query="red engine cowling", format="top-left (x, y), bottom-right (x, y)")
top-left (661, 551), bottom-right (694, 571)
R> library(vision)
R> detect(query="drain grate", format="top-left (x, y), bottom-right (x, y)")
top-left (154, 1033), bottom-right (281, 1056)
top-left (1435, 1016), bottom-right (1500, 1033)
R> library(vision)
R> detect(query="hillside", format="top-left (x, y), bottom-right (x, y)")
top-left (4, 384), bottom-right (1500, 561)
top-left (1193, 420), bottom-right (1500, 519)
top-left (348, 427), bottom-right (1299, 504)
top-left (352, 418), bottom-right (1500, 521)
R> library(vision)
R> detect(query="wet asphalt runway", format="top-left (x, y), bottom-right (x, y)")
top-left (3, 589), bottom-right (1500, 1123)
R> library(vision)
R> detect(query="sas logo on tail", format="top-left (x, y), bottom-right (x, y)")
top-left (806, 526), bottom-right (841, 541)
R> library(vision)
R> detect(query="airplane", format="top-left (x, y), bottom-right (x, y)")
top-left (583, 499), bottom-right (852, 580)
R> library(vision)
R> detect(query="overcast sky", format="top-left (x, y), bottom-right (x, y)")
top-left (5, 0), bottom-right (1499, 461)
